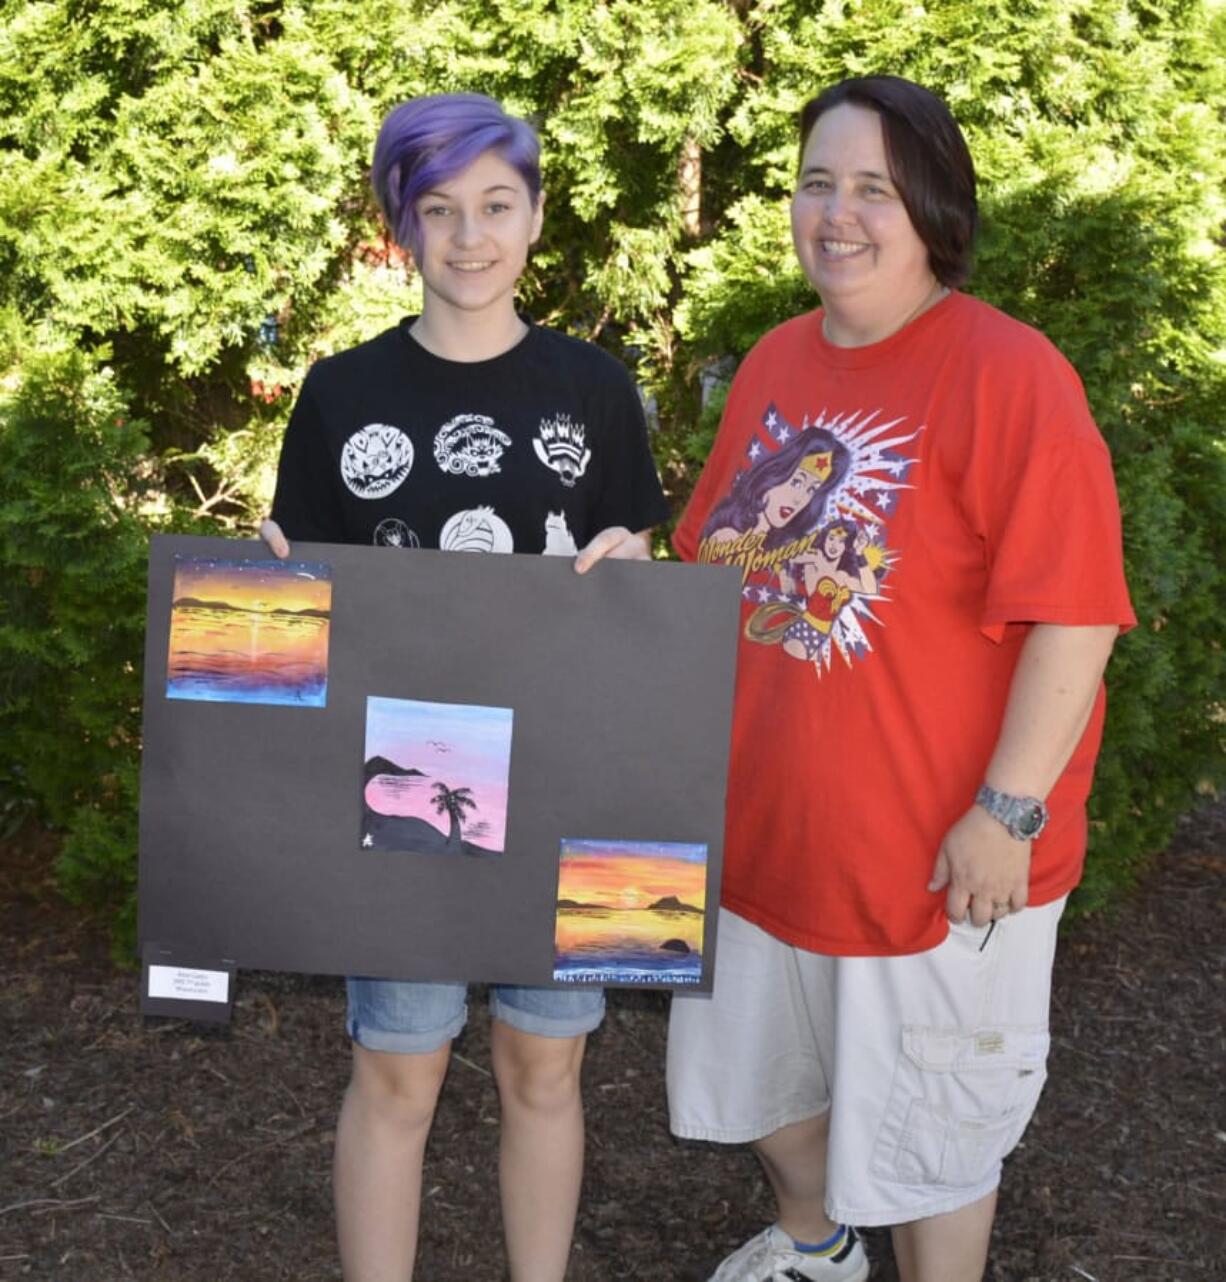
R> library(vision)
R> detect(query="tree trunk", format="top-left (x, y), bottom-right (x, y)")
top-left (678, 136), bottom-right (701, 238)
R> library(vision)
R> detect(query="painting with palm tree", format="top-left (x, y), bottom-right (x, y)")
top-left (361, 696), bottom-right (513, 857)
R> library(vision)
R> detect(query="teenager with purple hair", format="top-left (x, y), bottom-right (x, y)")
top-left (260, 93), bottom-right (669, 1281)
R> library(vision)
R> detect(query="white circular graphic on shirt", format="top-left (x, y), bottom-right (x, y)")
top-left (340, 424), bottom-right (414, 499)
top-left (373, 518), bottom-right (420, 548)
top-left (434, 413), bottom-right (512, 478)
top-left (439, 506), bottom-right (514, 554)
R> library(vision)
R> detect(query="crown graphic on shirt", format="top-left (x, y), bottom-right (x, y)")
top-left (537, 414), bottom-right (587, 460)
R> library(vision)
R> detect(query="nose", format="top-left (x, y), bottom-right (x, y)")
top-left (452, 210), bottom-right (482, 247)
top-left (821, 186), bottom-right (855, 225)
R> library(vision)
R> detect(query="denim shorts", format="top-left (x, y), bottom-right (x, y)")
top-left (346, 978), bottom-right (606, 1054)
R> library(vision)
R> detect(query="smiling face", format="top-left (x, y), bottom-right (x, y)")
top-left (791, 103), bottom-right (937, 345)
top-left (761, 464), bottom-right (824, 530)
top-left (825, 525), bottom-right (851, 561)
top-left (414, 148), bottom-right (544, 325)
top-left (823, 527), bottom-right (849, 560)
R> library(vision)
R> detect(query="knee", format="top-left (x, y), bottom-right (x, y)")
top-left (347, 1044), bottom-right (449, 1132)
top-left (492, 1030), bottom-right (585, 1117)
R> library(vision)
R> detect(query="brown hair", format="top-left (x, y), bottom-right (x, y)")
top-left (799, 76), bottom-right (978, 288)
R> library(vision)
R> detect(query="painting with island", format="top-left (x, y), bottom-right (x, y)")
top-left (553, 839), bottom-right (707, 986)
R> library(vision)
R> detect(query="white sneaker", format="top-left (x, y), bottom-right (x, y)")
top-left (708, 1223), bottom-right (870, 1282)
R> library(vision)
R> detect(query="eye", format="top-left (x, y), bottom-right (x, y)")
top-left (422, 203), bottom-right (452, 218)
top-left (801, 176), bottom-right (833, 193)
top-left (487, 201), bottom-right (511, 214)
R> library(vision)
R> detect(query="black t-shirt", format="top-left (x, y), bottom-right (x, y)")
top-left (270, 318), bottom-right (671, 555)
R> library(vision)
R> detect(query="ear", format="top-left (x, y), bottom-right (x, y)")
top-left (530, 189), bottom-right (545, 244)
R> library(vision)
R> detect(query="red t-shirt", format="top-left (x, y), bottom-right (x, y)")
top-left (676, 292), bottom-right (1135, 956)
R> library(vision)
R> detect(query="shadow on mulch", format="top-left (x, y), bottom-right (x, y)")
top-left (1, 804), bottom-right (1223, 1282)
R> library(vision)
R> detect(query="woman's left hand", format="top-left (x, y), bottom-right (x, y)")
top-left (573, 526), bottom-right (652, 574)
top-left (927, 805), bottom-right (1031, 926)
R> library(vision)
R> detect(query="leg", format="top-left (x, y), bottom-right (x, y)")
top-left (668, 909), bottom-right (834, 1153)
top-left (334, 1041), bottom-right (452, 1282)
top-left (490, 1021), bottom-right (588, 1282)
top-left (891, 1188), bottom-right (997, 1282)
top-left (825, 900), bottom-right (1067, 1269)
top-left (753, 1111), bottom-right (839, 1245)
top-left (336, 978), bottom-right (469, 1282)
top-left (668, 911), bottom-right (868, 1280)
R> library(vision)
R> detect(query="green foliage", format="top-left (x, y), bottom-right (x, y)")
top-left (968, 105), bottom-right (1226, 908)
top-left (0, 343), bottom-right (157, 941)
top-left (1, 0), bottom-right (1222, 937)
top-left (676, 196), bottom-right (811, 359)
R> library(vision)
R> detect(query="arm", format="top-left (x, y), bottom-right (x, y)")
top-left (574, 354), bottom-right (669, 574)
top-left (927, 622), bottom-right (1119, 925)
top-left (261, 370), bottom-right (348, 560)
top-left (851, 529), bottom-right (877, 594)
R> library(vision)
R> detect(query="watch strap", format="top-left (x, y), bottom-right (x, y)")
top-left (975, 783), bottom-right (1049, 840)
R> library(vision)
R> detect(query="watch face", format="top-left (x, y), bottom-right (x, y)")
top-left (1016, 805), bottom-right (1046, 838)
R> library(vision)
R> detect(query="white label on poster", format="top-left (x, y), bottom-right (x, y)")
top-left (148, 965), bottom-right (230, 1004)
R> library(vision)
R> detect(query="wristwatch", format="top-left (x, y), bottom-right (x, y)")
top-left (975, 784), bottom-right (1049, 841)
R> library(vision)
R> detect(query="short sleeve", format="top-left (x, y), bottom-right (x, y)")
top-left (672, 354), bottom-right (756, 563)
top-left (270, 372), bottom-right (348, 543)
top-left (979, 433), bottom-right (1135, 642)
top-left (589, 364), bottom-right (671, 535)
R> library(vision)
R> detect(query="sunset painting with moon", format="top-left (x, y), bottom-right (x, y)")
top-left (553, 839), bottom-right (708, 986)
top-left (166, 556), bottom-right (332, 706)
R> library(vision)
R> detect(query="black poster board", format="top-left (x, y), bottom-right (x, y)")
top-left (138, 535), bottom-right (740, 992)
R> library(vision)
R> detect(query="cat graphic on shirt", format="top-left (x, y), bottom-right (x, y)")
top-left (543, 511), bottom-right (578, 557)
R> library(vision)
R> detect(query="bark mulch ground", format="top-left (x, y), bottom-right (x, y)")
top-left (2, 804), bottom-right (1223, 1282)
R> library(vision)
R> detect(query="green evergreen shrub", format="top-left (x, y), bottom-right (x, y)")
top-left (0, 0), bottom-right (1221, 939)
top-left (0, 345), bottom-right (155, 940)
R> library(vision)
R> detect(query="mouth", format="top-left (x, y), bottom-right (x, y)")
top-left (448, 260), bottom-right (496, 273)
top-left (820, 240), bottom-right (870, 259)
top-left (779, 505), bottom-right (795, 520)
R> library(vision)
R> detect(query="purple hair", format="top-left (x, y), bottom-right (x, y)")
top-left (371, 93), bottom-right (541, 260)
top-left (702, 426), bottom-right (850, 551)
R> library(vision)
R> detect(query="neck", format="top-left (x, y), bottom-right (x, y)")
top-left (410, 297), bottom-right (528, 363)
top-left (822, 277), bottom-right (948, 348)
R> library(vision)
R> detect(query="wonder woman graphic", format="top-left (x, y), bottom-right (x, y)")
top-left (748, 518), bottom-right (880, 661)
top-left (699, 403), bottom-right (919, 675)
top-left (699, 425), bottom-right (850, 567)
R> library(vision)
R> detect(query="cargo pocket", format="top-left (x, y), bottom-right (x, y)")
top-left (870, 1025), bottom-right (1050, 1190)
